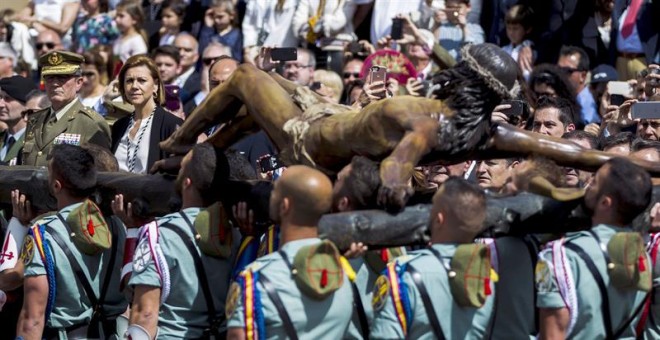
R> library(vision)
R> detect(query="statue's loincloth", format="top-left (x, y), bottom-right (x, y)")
top-left (283, 87), bottom-right (353, 167)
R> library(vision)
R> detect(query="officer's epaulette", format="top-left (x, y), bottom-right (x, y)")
top-left (393, 253), bottom-right (420, 266)
top-left (155, 215), bottom-right (177, 226)
top-left (561, 231), bottom-right (588, 244)
top-left (32, 212), bottom-right (58, 226)
top-left (242, 256), bottom-right (276, 274)
top-left (79, 106), bottom-right (102, 120)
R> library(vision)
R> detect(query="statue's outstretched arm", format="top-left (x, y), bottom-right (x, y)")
top-left (487, 124), bottom-right (660, 175)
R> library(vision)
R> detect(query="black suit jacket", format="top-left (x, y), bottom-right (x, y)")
top-left (111, 106), bottom-right (183, 172)
top-left (610, 0), bottom-right (659, 64)
top-left (181, 70), bottom-right (201, 105)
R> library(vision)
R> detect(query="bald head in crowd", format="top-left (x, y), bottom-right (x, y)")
top-left (35, 29), bottom-right (63, 57)
top-left (209, 56), bottom-right (239, 89)
top-left (269, 165), bottom-right (332, 227)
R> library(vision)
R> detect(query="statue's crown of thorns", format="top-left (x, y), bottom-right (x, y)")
top-left (461, 45), bottom-right (521, 100)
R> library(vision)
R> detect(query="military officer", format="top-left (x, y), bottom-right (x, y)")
top-left (536, 158), bottom-right (654, 339)
top-left (371, 177), bottom-right (496, 339)
top-left (0, 76), bottom-right (36, 165)
top-left (22, 51), bottom-right (111, 166)
top-left (17, 145), bottom-right (125, 339)
top-left (127, 143), bottom-right (234, 339)
top-left (227, 165), bottom-right (357, 339)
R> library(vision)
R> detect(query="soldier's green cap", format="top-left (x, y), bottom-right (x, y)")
top-left (40, 51), bottom-right (84, 76)
top-left (292, 240), bottom-right (344, 300)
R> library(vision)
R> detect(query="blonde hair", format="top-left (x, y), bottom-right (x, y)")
top-left (210, 0), bottom-right (238, 26)
top-left (313, 70), bottom-right (343, 103)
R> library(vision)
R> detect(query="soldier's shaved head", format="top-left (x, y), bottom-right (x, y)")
top-left (431, 177), bottom-right (486, 243)
top-left (269, 165), bottom-right (333, 226)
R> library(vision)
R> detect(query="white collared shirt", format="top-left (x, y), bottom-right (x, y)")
top-left (53, 98), bottom-right (80, 122)
top-left (175, 66), bottom-right (195, 88)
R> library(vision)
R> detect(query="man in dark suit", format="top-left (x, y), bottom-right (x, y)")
top-left (0, 76), bottom-right (37, 165)
top-left (610, 0), bottom-right (659, 80)
top-left (174, 33), bottom-right (202, 106)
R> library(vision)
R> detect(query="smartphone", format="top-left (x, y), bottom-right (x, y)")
top-left (500, 100), bottom-right (524, 116)
top-left (369, 65), bottom-right (387, 99)
top-left (607, 81), bottom-right (633, 106)
top-left (348, 42), bottom-right (361, 54)
top-left (631, 102), bottom-right (660, 120)
top-left (610, 94), bottom-right (626, 106)
top-left (369, 65), bottom-right (387, 85)
top-left (259, 154), bottom-right (283, 173)
top-left (391, 18), bottom-right (404, 40)
top-left (164, 84), bottom-right (181, 111)
top-left (271, 47), bottom-right (298, 62)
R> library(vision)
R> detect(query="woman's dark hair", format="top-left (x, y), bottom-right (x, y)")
top-left (528, 64), bottom-right (582, 128)
top-left (432, 43), bottom-right (520, 158)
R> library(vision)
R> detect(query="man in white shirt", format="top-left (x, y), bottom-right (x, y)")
top-left (0, 76), bottom-right (37, 165)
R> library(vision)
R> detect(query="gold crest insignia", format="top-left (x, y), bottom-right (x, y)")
top-left (372, 275), bottom-right (390, 311)
top-left (225, 282), bottom-right (241, 319)
top-left (48, 53), bottom-right (63, 66)
top-left (20, 235), bottom-right (35, 265)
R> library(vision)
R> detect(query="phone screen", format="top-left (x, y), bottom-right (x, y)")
top-left (164, 85), bottom-right (180, 111)
top-left (391, 18), bottom-right (404, 40)
top-left (271, 48), bottom-right (298, 62)
top-left (369, 66), bottom-right (386, 85)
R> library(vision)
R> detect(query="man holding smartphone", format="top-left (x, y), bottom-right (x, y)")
top-left (281, 48), bottom-right (315, 87)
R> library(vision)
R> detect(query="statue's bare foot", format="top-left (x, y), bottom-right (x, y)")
top-left (160, 135), bottom-right (195, 155)
top-left (377, 184), bottom-right (414, 213)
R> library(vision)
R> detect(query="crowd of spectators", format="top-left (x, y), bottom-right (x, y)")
top-left (0, 0), bottom-right (658, 177)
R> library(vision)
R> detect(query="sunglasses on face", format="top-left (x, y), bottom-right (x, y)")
top-left (36, 42), bottom-right (56, 50)
top-left (343, 72), bottom-right (360, 79)
top-left (560, 66), bottom-right (582, 74)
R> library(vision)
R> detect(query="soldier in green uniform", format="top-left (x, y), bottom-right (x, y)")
top-left (22, 51), bottom-right (111, 167)
top-left (0, 76), bottom-right (36, 165)
top-left (16, 144), bottom-right (126, 339)
top-left (371, 177), bottom-right (496, 339)
top-left (127, 143), bottom-right (234, 339)
top-left (227, 165), bottom-right (357, 340)
top-left (536, 158), bottom-right (654, 339)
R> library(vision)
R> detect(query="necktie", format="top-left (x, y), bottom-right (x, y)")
top-left (48, 113), bottom-right (57, 126)
top-left (621, 0), bottom-right (643, 39)
top-left (3, 136), bottom-right (15, 161)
